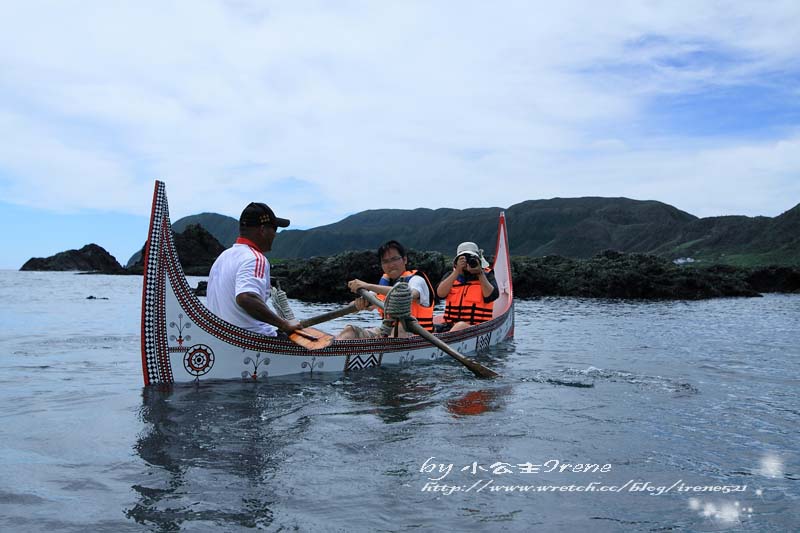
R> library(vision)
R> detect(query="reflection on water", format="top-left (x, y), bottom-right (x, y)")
top-left (336, 371), bottom-right (439, 424)
top-left (128, 371), bottom-right (514, 530)
top-left (128, 384), bottom-right (288, 529)
top-left (446, 388), bottom-right (507, 417)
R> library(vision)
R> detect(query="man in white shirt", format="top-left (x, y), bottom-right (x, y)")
top-left (207, 202), bottom-right (301, 337)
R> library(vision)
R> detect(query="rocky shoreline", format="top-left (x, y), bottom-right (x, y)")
top-left (20, 226), bottom-right (800, 301)
top-left (270, 250), bottom-right (800, 302)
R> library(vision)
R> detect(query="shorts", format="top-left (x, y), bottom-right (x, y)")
top-left (346, 325), bottom-right (384, 339)
top-left (433, 323), bottom-right (454, 333)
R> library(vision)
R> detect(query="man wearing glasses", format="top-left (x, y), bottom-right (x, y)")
top-left (206, 202), bottom-right (301, 337)
top-left (337, 240), bottom-right (435, 339)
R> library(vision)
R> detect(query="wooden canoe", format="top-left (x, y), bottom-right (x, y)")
top-left (140, 181), bottom-right (514, 385)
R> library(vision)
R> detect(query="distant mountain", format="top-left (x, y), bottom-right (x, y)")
top-left (126, 212), bottom-right (239, 267)
top-left (271, 207), bottom-right (504, 258)
top-left (127, 198), bottom-right (800, 266)
top-left (172, 213), bottom-right (240, 247)
top-left (504, 197), bottom-right (696, 257)
top-left (267, 197), bottom-right (699, 259)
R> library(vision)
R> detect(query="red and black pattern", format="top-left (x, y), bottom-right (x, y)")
top-left (140, 181), bottom-right (169, 385)
top-left (183, 344), bottom-right (215, 377)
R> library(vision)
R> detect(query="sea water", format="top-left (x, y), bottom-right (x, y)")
top-left (0, 271), bottom-right (798, 532)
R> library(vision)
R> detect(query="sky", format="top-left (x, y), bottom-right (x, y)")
top-left (1, 1), bottom-right (799, 269)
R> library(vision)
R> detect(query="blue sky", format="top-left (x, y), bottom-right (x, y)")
top-left (1, 1), bottom-right (799, 269)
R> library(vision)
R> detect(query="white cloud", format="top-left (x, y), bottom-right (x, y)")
top-left (0, 0), bottom-right (799, 229)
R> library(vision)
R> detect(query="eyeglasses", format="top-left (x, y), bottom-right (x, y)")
top-left (380, 255), bottom-right (403, 265)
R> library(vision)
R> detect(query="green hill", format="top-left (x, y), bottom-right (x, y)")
top-left (651, 204), bottom-right (800, 266)
top-left (504, 197), bottom-right (696, 257)
top-left (126, 198), bottom-right (800, 267)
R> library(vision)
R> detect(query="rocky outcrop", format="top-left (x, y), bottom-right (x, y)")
top-left (271, 248), bottom-right (793, 302)
top-left (172, 224), bottom-right (226, 276)
top-left (127, 224), bottom-right (226, 276)
top-left (126, 212), bottom-right (239, 267)
top-left (745, 266), bottom-right (800, 293)
top-left (510, 250), bottom-right (762, 299)
top-left (20, 244), bottom-right (124, 273)
top-left (267, 248), bottom-right (800, 302)
top-left (195, 281), bottom-right (208, 297)
top-left (26, 224), bottom-right (226, 276)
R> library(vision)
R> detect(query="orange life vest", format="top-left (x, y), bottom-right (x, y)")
top-left (444, 269), bottom-right (495, 324)
top-left (376, 270), bottom-right (435, 332)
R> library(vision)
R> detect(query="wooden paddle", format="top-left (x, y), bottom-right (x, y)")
top-left (357, 289), bottom-right (499, 379)
top-left (299, 302), bottom-right (359, 328)
top-left (288, 326), bottom-right (334, 350)
top-left (270, 284), bottom-right (337, 350)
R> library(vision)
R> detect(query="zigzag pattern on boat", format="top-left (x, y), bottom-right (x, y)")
top-left (345, 354), bottom-right (383, 371)
top-left (476, 332), bottom-right (493, 353)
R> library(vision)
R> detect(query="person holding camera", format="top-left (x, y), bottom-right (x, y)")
top-left (435, 241), bottom-right (499, 333)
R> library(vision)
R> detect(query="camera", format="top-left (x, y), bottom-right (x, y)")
top-left (459, 254), bottom-right (479, 268)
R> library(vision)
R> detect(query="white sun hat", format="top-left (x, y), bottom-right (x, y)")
top-left (455, 241), bottom-right (489, 268)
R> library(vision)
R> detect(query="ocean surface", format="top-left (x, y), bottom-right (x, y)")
top-left (0, 270), bottom-right (798, 532)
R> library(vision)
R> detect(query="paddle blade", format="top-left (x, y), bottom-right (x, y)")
top-left (289, 327), bottom-right (334, 351)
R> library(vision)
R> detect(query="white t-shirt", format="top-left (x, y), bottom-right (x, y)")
top-left (407, 274), bottom-right (431, 307)
top-left (206, 241), bottom-right (277, 336)
top-left (378, 274), bottom-right (430, 307)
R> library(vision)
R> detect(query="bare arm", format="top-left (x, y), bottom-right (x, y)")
top-left (236, 292), bottom-right (300, 333)
top-left (471, 268), bottom-right (496, 298)
top-left (436, 269), bottom-right (459, 298)
top-left (437, 256), bottom-right (468, 298)
top-left (348, 279), bottom-right (420, 301)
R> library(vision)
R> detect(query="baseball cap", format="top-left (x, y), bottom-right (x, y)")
top-left (239, 202), bottom-right (290, 228)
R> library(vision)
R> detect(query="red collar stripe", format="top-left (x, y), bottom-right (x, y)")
top-left (236, 237), bottom-right (266, 278)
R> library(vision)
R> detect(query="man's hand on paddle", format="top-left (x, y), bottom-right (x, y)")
top-left (347, 280), bottom-right (374, 311)
top-left (353, 296), bottom-right (371, 311)
top-left (280, 319), bottom-right (302, 334)
top-left (348, 279), bottom-right (369, 293)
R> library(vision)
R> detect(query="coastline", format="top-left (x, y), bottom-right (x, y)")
top-left (15, 250), bottom-right (800, 302)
